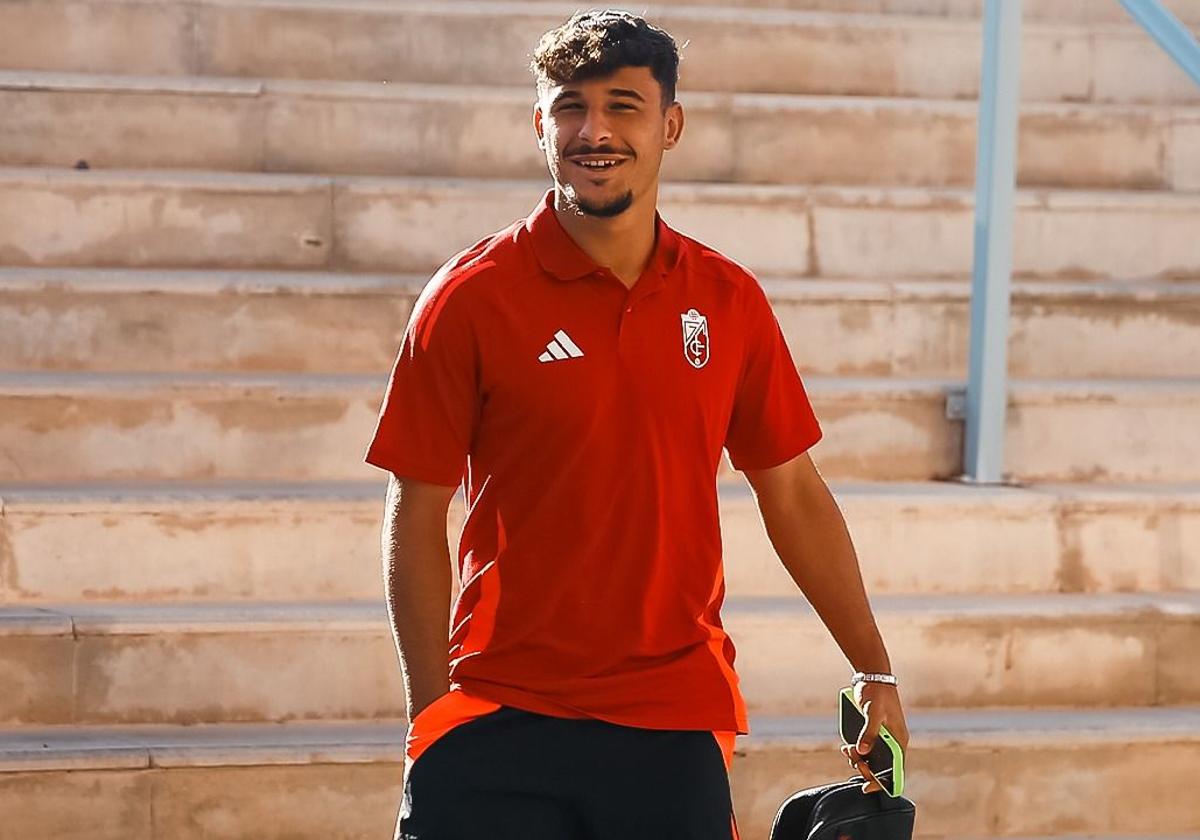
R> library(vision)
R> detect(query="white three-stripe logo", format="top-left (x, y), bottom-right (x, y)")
top-left (538, 329), bottom-right (584, 363)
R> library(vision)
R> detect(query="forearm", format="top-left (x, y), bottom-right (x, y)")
top-left (382, 478), bottom-right (454, 720)
top-left (758, 480), bottom-right (891, 674)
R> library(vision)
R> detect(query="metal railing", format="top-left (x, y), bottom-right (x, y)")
top-left (1120, 0), bottom-right (1200, 86)
top-left (961, 0), bottom-right (1200, 483)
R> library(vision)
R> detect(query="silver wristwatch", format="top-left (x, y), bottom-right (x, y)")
top-left (851, 671), bottom-right (898, 687)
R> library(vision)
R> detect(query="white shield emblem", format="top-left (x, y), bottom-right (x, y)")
top-left (681, 308), bottom-right (710, 369)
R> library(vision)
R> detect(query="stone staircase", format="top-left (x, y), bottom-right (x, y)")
top-left (1, 1), bottom-right (1199, 838)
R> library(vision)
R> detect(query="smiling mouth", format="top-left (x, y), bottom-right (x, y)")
top-left (570, 158), bottom-right (626, 177)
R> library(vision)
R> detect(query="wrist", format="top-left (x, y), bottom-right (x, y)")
top-left (851, 644), bottom-right (891, 677)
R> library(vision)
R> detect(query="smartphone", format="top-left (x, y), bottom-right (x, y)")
top-left (838, 686), bottom-right (905, 798)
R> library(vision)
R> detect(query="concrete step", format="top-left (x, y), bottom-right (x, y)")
top-left (5, 268), bottom-right (1200, 379)
top-left (2, 708), bottom-right (1199, 839)
top-left (3, 169), bottom-right (1200, 280)
top-left (2, 593), bottom-right (1198, 725)
top-left (1, 2), bottom-right (1196, 105)
top-left (2, 480), bottom-right (1198, 605)
top-left (642, 0), bottom-right (1200, 28)
top-left (737, 707), bottom-right (1200, 839)
top-left (3, 372), bottom-right (1200, 483)
top-left (4, 72), bottom-right (1198, 192)
top-left (767, 277), bottom-right (1200, 379)
top-left (0, 269), bottom-right (418, 375)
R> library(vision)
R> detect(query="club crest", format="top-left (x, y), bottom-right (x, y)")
top-left (680, 308), bottom-right (710, 369)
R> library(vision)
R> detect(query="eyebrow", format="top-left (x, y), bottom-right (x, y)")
top-left (552, 88), bottom-right (647, 105)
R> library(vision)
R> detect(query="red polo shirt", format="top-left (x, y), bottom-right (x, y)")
top-left (366, 188), bottom-right (822, 736)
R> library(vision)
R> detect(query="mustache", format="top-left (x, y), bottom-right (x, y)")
top-left (566, 150), bottom-right (631, 157)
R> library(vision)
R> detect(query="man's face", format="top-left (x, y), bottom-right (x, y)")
top-left (534, 66), bottom-right (683, 219)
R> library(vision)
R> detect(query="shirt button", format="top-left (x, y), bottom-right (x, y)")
top-left (625, 307), bottom-right (633, 313)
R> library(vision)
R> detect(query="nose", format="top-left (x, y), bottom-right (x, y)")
top-left (578, 106), bottom-right (613, 146)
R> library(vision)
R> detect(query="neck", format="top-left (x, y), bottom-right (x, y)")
top-left (553, 187), bottom-right (658, 289)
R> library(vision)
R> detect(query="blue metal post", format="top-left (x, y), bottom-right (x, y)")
top-left (1119, 0), bottom-right (1200, 87)
top-left (962, 0), bottom-right (1022, 484)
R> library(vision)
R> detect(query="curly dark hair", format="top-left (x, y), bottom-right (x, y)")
top-left (529, 9), bottom-right (683, 112)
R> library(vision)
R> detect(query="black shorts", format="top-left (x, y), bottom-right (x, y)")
top-left (397, 704), bottom-right (742, 840)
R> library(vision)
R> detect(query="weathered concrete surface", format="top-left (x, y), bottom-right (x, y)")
top-left (809, 186), bottom-right (1200, 280)
top-left (4, 710), bottom-right (1200, 838)
top-left (0, 2), bottom-right (1196, 837)
top-left (0, 483), bottom-right (440, 605)
top-left (0, 168), bottom-right (332, 270)
top-left (0, 609), bottom-right (75, 725)
top-left (768, 278), bottom-right (1200, 379)
top-left (6, 171), bottom-right (1200, 279)
top-left (4, 271), bottom-right (1200, 379)
top-left (151, 763), bottom-right (401, 840)
top-left (726, 481), bottom-right (1200, 597)
top-left (0, 768), bottom-right (153, 840)
top-left (2, 2), bottom-right (1196, 104)
top-left (2, 373), bottom-right (1200, 483)
top-left (0, 594), bottom-right (1197, 724)
top-left (1, 73), bottom-right (1191, 191)
top-left (728, 593), bottom-right (1200, 714)
top-left (0, 760), bottom-right (398, 840)
top-left (584, 0), bottom-right (1200, 26)
top-left (0, 269), bottom-right (418, 374)
top-left (0, 373), bottom-right (960, 482)
top-left (0, 0), bottom-right (194, 77)
top-left (0, 602), bottom-right (404, 725)
top-left (0, 73), bottom-right (266, 173)
top-left (1002, 380), bottom-right (1200, 482)
top-left (4, 481), bottom-right (1199, 604)
top-left (737, 709), bottom-right (1200, 838)
top-left (0, 373), bottom-right (385, 483)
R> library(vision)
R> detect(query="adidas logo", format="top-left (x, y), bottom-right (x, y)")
top-left (538, 329), bottom-right (584, 363)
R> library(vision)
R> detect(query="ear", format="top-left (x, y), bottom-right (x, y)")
top-left (533, 102), bottom-right (545, 147)
top-left (664, 101), bottom-right (684, 151)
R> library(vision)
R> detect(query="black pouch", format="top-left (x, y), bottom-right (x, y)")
top-left (769, 777), bottom-right (916, 840)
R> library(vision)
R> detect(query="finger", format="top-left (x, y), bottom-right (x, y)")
top-left (856, 755), bottom-right (885, 793)
top-left (858, 770), bottom-right (880, 793)
top-left (856, 700), bottom-right (883, 755)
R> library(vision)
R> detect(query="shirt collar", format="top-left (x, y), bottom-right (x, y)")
top-left (524, 188), bottom-right (683, 286)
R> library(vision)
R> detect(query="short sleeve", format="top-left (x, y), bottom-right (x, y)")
top-left (364, 277), bottom-right (480, 487)
top-left (723, 277), bottom-right (822, 471)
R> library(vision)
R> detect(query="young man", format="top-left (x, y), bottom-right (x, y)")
top-left (366, 10), bottom-right (909, 840)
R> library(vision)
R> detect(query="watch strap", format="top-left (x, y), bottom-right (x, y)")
top-left (851, 671), bottom-right (898, 687)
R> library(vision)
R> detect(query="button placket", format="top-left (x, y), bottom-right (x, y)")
top-left (617, 292), bottom-right (635, 349)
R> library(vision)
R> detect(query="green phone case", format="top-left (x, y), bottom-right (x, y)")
top-left (838, 686), bottom-right (905, 798)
